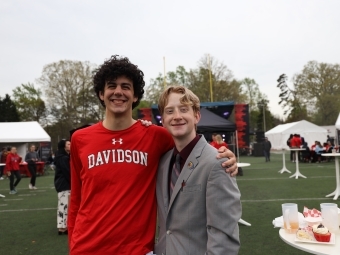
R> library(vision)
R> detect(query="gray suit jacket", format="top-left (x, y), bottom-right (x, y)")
top-left (155, 136), bottom-right (241, 255)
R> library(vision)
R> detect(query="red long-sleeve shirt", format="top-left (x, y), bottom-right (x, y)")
top-left (68, 122), bottom-right (174, 255)
top-left (290, 136), bottom-right (302, 148)
top-left (5, 153), bottom-right (22, 174)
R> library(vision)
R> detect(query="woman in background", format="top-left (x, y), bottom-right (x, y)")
top-left (5, 147), bottom-right (22, 194)
top-left (212, 134), bottom-right (228, 149)
top-left (54, 139), bottom-right (71, 235)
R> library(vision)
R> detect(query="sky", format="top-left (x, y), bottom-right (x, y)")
top-left (1, 0), bottom-right (340, 118)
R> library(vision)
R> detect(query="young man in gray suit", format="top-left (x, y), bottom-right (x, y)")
top-left (155, 86), bottom-right (241, 255)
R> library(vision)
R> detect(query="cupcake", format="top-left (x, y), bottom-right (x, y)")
top-left (312, 224), bottom-right (331, 242)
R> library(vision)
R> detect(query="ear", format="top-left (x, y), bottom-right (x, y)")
top-left (194, 111), bottom-right (201, 124)
top-left (133, 96), bottom-right (138, 103)
top-left (99, 91), bottom-right (104, 101)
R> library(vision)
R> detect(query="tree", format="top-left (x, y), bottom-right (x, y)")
top-left (37, 60), bottom-right (99, 129)
top-left (187, 54), bottom-right (247, 103)
top-left (12, 83), bottom-right (47, 123)
top-left (0, 94), bottom-right (20, 122)
top-left (241, 78), bottom-right (267, 131)
top-left (277, 74), bottom-right (309, 122)
top-left (145, 55), bottom-right (248, 105)
top-left (144, 73), bottom-right (166, 104)
top-left (294, 61), bottom-right (340, 125)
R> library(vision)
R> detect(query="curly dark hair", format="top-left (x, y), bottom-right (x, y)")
top-left (93, 55), bottom-right (145, 109)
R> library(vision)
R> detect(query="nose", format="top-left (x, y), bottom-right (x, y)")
top-left (114, 85), bottom-right (123, 95)
top-left (173, 109), bottom-right (182, 119)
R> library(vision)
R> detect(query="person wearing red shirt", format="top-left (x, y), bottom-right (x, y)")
top-left (212, 134), bottom-right (228, 150)
top-left (290, 134), bottom-right (302, 162)
top-left (209, 133), bottom-right (218, 147)
top-left (4, 147), bottom-right (22, 194)
top-left (68, 55), bottom-right (238, 255)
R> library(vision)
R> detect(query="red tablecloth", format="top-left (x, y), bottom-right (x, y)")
top-left (19, 162), bottom-right (45, 177)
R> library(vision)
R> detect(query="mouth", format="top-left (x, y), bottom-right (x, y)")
top-left (171, 123), bottom-right (185, 127)
top-left (109, 98), bottom-right (127, 104)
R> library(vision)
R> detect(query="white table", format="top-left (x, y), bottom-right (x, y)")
top-left (0, 163), bottom-right (5, 198)
top-left (237, 162), bottom-right (251, 226)
top-left (237, 163), bottom-right (250, 168)
top-left (288, 148), bottom-right (306, 179)
top-left (278, 149), bottom-right (291, 174)
top-left (321, 153), bottom-right (340, 200)
top-left (279, 228), bottom-right (339, 255)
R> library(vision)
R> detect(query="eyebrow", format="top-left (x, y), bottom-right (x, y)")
top-left (106, 81), bottom-right (132, 87)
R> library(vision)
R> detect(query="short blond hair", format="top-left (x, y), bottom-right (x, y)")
top-left (158, 86), bottom-right (200, 116)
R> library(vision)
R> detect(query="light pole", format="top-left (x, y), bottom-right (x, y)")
top-left (259, 100), bottom-right (266, 133)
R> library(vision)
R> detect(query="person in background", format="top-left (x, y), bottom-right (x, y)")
top-left (314, 141), bottom-right (325, 163)
top-left (262, 137), bottom-right (272, 162)
top-left (54, 139), bottom-right (71, 235)
top-left (287, 134), bottom-right (293, 161)
top-left (301, 142), bottom-right (311, 162)
top-left (212, 134), bottom-right (228, 149)
top-left (4, 147), bottom-right (22, 194)
top-left (25, 145), bottom-right (39, 189)
top-left (0, 147), bottom-right (7, 180)
top-left (47, 152), bottom-right (56, 170)
top-left (290, 134), bottom-right (302, 162)
top-left (209, 133), bottom-right (218, 147)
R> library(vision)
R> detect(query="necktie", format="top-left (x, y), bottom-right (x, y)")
top-left (170, 154), bottom-right (181, 197)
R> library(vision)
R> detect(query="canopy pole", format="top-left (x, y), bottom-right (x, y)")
top-left (235, 130), bottom-right (240, 163)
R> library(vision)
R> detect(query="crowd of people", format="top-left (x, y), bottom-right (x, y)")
top-left (0, 145), bottom-right (41, 194)
top-left (287, 134), bottom-right (337, 163)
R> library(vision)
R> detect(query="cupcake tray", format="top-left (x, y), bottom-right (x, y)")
top-left (295, 233), bottom-right (336, 245)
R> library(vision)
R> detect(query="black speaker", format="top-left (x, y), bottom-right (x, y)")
top-left (253, 143), bottom-right (263, 157)
top-left (256, 131), bottom-right (265, 143)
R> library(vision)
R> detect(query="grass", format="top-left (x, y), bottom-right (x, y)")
top-left (0, 152), bottom-right (339, 255)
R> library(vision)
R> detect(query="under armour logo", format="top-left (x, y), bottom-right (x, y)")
top-left (112, 138), bottom-right (123, 145)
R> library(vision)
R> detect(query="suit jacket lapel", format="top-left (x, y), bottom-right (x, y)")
top-left (168, 137), bottom-right (208, 211)
top-left (162, 150), bottom-right (174, 208)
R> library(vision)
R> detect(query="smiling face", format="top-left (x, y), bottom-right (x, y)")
top-left (162, 92), bottom-right (200, 144)
top-left (99, 76), bottom-right (138, 117)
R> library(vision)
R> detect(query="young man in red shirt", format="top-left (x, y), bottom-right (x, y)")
top-left (68, 55), bottom-right (238, 255)
top-left (5, 147), bottom-right (22, 194)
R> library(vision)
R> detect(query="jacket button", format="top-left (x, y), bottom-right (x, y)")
top-left (166, 230), bottom-right (171, 235)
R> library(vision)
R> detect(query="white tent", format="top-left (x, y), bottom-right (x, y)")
top-left (335, 113), bottom-right (340, 145)
top-left (335, 113), bottom-right (340, 129)
top-left (0, 121), bottom-right (50, 158)
top-left (265, 120), bottom-right (327, 150)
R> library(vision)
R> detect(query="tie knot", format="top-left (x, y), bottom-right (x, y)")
top-left (175, 154), bottom-right (181, 163)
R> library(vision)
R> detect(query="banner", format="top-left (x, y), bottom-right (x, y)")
top-left (39, 142), bottom-right (51, 162)
top-left (234, 104), bottom-right (249, 148)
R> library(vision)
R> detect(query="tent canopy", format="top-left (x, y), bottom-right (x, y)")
top-left (265, 120), bottom-right (327, 150)
top-left (197, 108), bottom-right (236, 133)
top-left (335, 113), bottom-right (340, 129)
top-left (0, 121), bottom-right (51, 143)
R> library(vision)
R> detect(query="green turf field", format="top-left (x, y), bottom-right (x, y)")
top-left (0, 152), bottom-right (339, 255)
